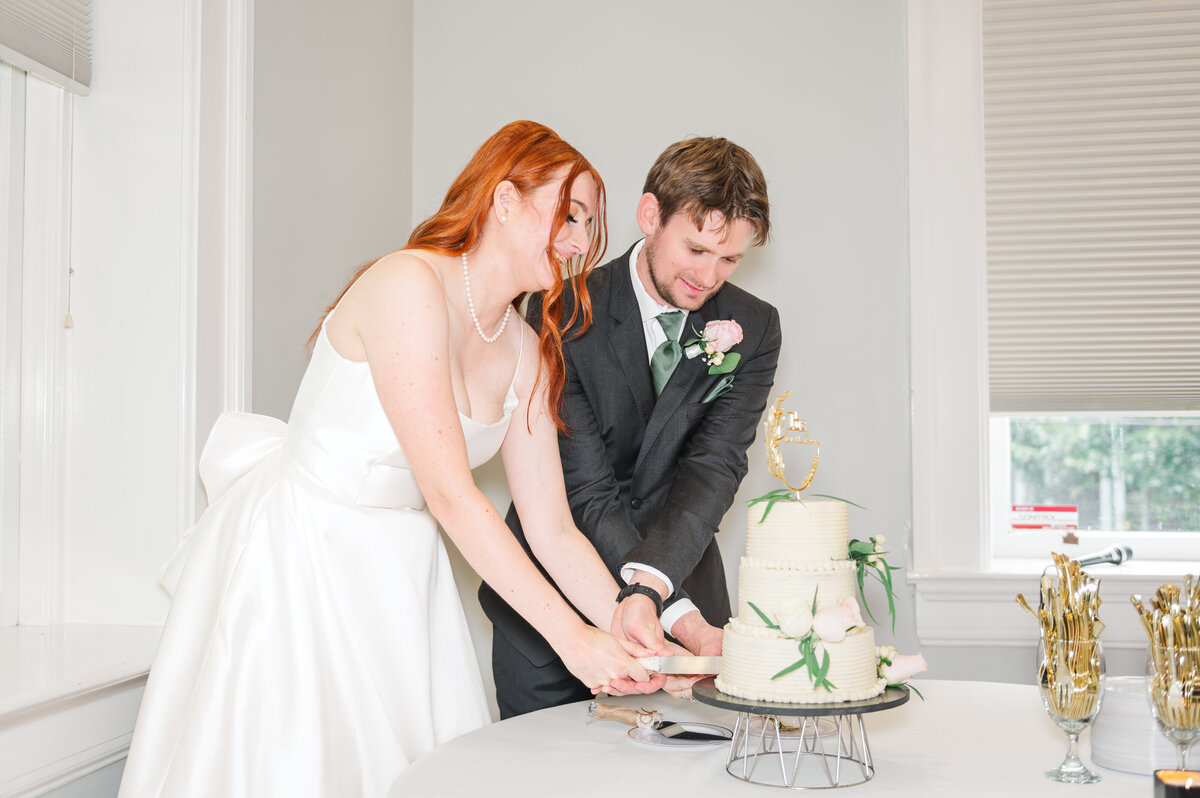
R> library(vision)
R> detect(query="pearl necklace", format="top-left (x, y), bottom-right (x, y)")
top-left (461, 252), bottom-right (512, 344)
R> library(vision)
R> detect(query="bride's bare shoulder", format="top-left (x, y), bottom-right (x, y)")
top-left (329, 251), bottom-right (452, 356)
top-left (342, 250), bottom-right (448, 314)
top-left (358, 249), bottom-right (445, 292)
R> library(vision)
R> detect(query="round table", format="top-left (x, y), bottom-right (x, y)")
top-left (390, 680), bottom-right (1147, 796)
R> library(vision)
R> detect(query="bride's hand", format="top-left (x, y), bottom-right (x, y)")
top-left (559, 626), bottom-right (655, 692)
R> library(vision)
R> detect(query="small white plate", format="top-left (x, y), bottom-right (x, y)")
top-left (627, 723), bottom-right (732, 748)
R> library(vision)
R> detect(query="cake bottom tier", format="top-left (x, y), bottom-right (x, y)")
top-left (716, 620), bottom-right (887, 704)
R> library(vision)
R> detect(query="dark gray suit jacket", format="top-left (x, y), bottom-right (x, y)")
top-left (479, 243), bottom-right (782, 667)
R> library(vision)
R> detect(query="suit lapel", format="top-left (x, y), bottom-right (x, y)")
top-left (634, 297), bottom-right (719, 475)
top-left (606, 250), bottom-right (655, 422)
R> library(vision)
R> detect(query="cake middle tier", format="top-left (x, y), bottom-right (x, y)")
top-left (735, 557), bottom-right (858, 628)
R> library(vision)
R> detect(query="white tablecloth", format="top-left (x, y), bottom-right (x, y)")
top-left (390, 680), bottom-right (1149, 796)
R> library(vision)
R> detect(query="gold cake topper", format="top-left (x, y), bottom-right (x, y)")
top-left (764, 391), bottom-right (821, 496)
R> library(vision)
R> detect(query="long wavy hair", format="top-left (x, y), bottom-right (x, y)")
top-left (313, 120), bottom-right (607, 431)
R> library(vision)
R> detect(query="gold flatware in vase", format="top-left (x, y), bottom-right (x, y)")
top-left (1017, 552), bottom-right (1106, 784)
top-left (1132, 576), bottom-right (1200, 770)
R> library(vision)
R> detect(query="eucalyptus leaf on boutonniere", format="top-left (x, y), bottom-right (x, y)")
top-left (684, 319), bottom-right (743, 375)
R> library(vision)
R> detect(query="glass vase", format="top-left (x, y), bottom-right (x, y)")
top-left (1038, 636), bottom-right (1105, 783)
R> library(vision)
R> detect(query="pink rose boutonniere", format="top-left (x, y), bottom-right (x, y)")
top-left (684, 319), bottom-right (743, 375)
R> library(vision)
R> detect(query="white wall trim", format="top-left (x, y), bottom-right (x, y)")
top-left (0, 64), bottom-right (26, 627)
top-left (0, 676), bottom-right (146, 797)
top-left (912, 570), bottom-right (1169, 650)
top-left (177, 0), bottom-right (202, 534)
top-left (190, 0), bottom-right (254, 527)
top-left (221, 0), bottom-right (253, 414)
top-left (17, 81), bottom-right (72, 624)
top-left (906, 0), bottom-right (990, 579)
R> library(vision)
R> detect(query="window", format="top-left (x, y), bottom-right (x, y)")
top-left (0, 65), bottom-right (75, 627)
top-left (908, 0), bottom-right (1198, 646)
top-left (990, 415), bottom-right (1200, 561)
top-left (981, 0), bottom-right (1200, 565)
top-left (0, 0), bottom-right (91, 627)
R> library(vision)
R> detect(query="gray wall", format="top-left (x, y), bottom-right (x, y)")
top-left (253, 0), bottom-right (415, 419)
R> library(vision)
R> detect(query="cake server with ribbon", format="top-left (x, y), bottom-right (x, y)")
top-left (587, 702), bottom-right (732, 743)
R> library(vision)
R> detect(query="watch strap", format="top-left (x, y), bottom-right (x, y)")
top-left (616, 583), bottom-right (664, 618)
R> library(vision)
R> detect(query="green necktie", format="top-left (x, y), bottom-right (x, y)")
top-left (650, 311), bottom-right (685, 396)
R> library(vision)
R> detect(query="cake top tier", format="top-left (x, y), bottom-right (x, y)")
top-left (745, 499), bottom-right (849, 563)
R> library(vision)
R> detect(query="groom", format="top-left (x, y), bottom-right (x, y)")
top-left (480, 137), bottom-right (781, 718)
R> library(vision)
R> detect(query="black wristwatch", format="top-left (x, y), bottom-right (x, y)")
top-left (616, 583), bottom-right (664, 618)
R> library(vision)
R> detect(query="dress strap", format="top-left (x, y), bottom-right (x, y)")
top-left (507, 317), bottom-right (525, 395)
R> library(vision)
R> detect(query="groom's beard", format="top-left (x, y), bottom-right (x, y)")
top-left (645, 236), bottom-right (723, 311)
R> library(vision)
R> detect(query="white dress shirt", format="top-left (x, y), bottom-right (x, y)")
top-left (620, 240), bottom-right (700, 636)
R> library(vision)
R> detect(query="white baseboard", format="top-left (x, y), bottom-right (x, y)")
top-left (0, 680), bottom-right (144, 797)
top-left (0, 625), bottom-right (158, 798)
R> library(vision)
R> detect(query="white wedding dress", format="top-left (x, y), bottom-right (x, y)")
top-left (119, 317), bottom-right (516, 796)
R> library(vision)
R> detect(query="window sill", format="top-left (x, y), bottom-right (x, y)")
top-left (0, 624), bottom-right (160, 795)
top-left (908, 564), bottom-right (1189, 649)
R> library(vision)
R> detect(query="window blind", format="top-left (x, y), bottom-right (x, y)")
top-left (983, 0), bottom-right (1200, 413)
top-left (0, 0), bottom-right (91, 95)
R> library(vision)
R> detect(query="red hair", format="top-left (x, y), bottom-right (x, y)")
top-left (312, 120), bottom-right (607, 431)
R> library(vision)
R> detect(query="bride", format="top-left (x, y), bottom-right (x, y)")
top-left (118, 120), bottom-right (664, 797)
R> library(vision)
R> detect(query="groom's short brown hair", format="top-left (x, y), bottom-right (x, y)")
top-left (643, 137), bottom-right (770, 245)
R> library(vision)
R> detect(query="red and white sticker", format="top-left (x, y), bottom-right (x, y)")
top-left (1011, 505), bottom-right (1078, 530)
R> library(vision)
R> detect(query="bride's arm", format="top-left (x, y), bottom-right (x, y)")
top-left (500, 322), bottom-right (668, 655)
top-left (349, 254), bottom-right (651, 689)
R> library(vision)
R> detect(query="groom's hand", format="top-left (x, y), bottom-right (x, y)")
top-left (611, 572), bottom-right (669, 655)
top-left (669, 610), bottom-right (723, 657)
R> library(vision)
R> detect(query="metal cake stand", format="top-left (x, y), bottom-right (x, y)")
top-left (692, 678), bottom-right (910, 790)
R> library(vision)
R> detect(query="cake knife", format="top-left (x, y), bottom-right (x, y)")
top-left (637, 655), bottom-right (722, 674)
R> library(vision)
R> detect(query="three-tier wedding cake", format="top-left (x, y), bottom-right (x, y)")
top-left (715, 500), bottom-right (888, 704)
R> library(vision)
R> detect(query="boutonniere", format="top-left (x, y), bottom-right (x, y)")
top-left (684, 319), bottom-right (743, 375)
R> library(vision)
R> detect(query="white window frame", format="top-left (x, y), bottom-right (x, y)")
top-left (0, 62), bottom-right (23, 628)
top-left (906, 0), bottom-right (1195, 650)
top-left (0, 65), bottom-right (71, 626)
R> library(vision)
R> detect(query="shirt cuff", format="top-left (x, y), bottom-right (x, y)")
top-left (619, 563), bottom-right (674, 599)
top-left (661, 599), bottom-right (699, 638)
